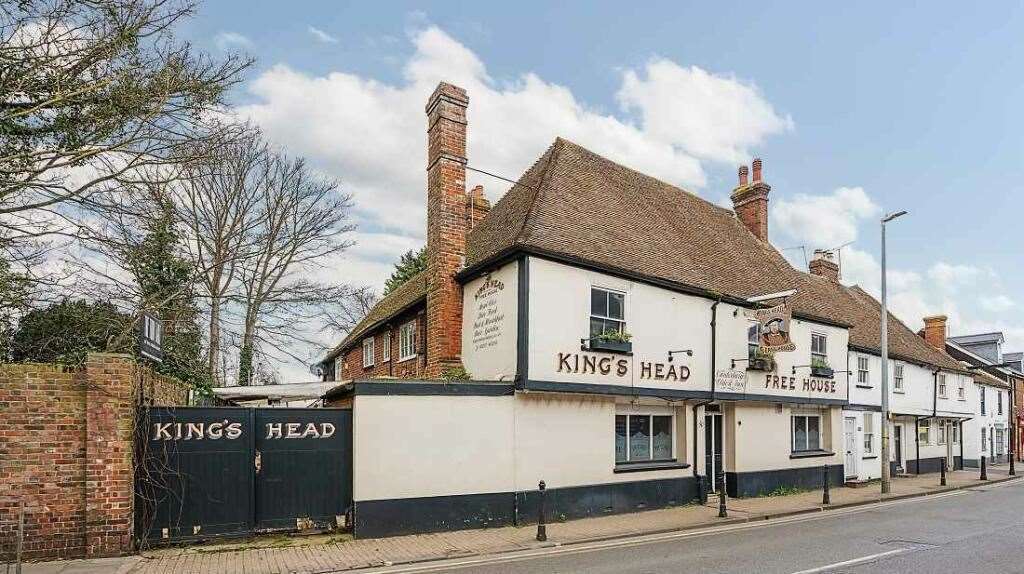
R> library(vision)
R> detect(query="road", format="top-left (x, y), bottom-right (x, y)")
top-left (366, 479), bottom-right (1024, 574)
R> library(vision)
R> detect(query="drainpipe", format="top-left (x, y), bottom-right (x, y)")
top-left (915, 415), bottom-right (921, 474)
top-left (692, 297), bottom-right (722, 479)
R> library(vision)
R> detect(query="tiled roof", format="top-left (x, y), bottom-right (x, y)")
top-left (949, 332), bottom-right (1005, 345)
top-left (330, 137), bottom-right (965, 374)
top-left (466, 137), bottom-right (967, 373)
top-left (325, 270), bottom-right (427, 361)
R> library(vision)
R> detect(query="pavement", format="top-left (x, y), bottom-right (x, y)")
top-left (13, 467), bottom-right (1019, 574)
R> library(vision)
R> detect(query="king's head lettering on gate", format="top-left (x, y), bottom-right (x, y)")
top-left (151, 420), bottom-right (337, 441)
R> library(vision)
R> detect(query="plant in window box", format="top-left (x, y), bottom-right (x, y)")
top-left (588, 330), bottom-right (633, 354)
top-left (810, 357), bottom-right (834, 379)
top-left (748, 347), bottom-right (775, 372)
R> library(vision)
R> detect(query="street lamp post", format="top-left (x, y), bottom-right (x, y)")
top-left (880, 210), bottom-right (907, 495)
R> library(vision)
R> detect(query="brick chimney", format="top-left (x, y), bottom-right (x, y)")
top-left (425, 82), bottom-right (469, 377)
top-left (922, 315), bottom-right (948, 350)
top-left (731, 158), bottom-right (770, 242)
top-left (466, 185), bottom-right (490, 230)
top-left (808, 249), bottom-right (840, 282)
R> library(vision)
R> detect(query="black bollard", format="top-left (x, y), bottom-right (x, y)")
top-left (717, 469), bottom-right (728, 518)
top-left (981, 456), bottom-right (988, 481)
top-left (698, 475), bottom-right (708, 505)
top-left (940, 458), bottom-right (947, 486)
top-left (822, 464), bottom-right (831, 505)
top-left (536, 480), bottom-right (547, 542)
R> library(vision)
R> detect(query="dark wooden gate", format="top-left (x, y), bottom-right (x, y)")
top-left (135, 406), bottom-right (352, 544)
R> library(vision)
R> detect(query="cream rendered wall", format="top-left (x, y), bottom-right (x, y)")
top-left (461, 260), bottom-right (518, 381)
top-left (511, 393), bottom-right (691, 491)
top-left (352, 395), bottom-right (515, 501)
top-left (728, 403), bottom-right (842, 472)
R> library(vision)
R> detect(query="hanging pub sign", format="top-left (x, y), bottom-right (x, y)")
top-left (747, 303), bottom-right (796, 352)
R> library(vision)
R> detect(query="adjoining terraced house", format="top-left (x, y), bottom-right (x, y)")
top-left (318, 82), bottom-right (983, 538)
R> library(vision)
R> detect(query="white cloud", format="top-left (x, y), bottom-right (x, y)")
top-left (237, 25), bottom-right (792, 291)
top-left (214, 31), bottom-right (252, 51)
top-left (773, 186), bottom-right (879, 249)
top-left (980, 295), bottom-right (1015, 313)
top-left (617, 60), bottom-right (794, 164)
top-left (308, 26), bottom-right (338, 44)
top-left (927, 262), bottom-right (982, 289)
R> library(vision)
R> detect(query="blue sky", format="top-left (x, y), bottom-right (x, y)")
top-left (178, 2), bottom-right (1024, 377)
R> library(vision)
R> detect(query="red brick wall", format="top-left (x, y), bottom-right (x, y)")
top-left (0, 354), bottom-right (187, 561)
top-left (340, 308), bottom-right (427, 381)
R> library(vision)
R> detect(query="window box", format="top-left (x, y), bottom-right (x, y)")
top-left (588, 338), bottom-right (633, 354)
top-left (810, 365), bottom-right (834, 379)
top-left (748, 356), bottom-right (775, 372)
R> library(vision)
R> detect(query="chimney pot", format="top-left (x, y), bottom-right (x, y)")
top-left (738, 166), bottom-right (749, 186)
top-left (731, 158), bottom-right (770, 242)
top-left (752, 158), bottom-right (763, 182)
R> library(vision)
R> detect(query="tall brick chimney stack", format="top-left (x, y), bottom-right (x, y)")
top-left (922, 315), bottom-right (948, 350)
top-left (808, 249), bottom-right (840, 282)
top-left (425, 82), bottom-right (469, 377)
top-left (731, 158), bottom-right (771, 242)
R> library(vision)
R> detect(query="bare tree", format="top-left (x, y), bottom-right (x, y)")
top-left (0, 0), bottom-right (251, 259)
top-left (174, 127), bottom-right (268, 381)
top-left (235, 153), bottom-right (354, 385)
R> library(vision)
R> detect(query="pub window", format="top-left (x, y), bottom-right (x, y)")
top-left (918, 419), bottom-right (930, 444)
top-left (791, 415), bottom-right (821, 452)
top-left (382, 330), bottom-right (391, 362)
top-left (811, 333), bottom-right (827, 364)
top-left (747, 323), bottom-right (760, 361)
top-left (937, 422), bottom-right (946, 445)
top-left (857, 356), bottom-right (870, 385)
top-left (863, 413), bottom-right (874, 454)
top-left (362, 337), bottom-right (374, 368)
top-left (938, 373), bottom-right (947, 398)
top-left (399, 320), bottom-right (417, 361)
top-left (615, 414), bottom-right (673, 463)
top-left (893, 363), bottom-right (904, 392)
top-left (590, 287), bottom-right (625, 338)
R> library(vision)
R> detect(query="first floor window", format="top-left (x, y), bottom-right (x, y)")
top-left (399, 320), bottom-right (417, 360)
top-left (362, 337), bottom-right (374, 367)
top-left (894, 363), bottom-right (904, 392)
top-left (334, 360), bottom-right (343, 381)
top-left (918, 419), bottom-right (931, 444)
top-left (748, 323), bottom-right (760, 361)
top-left (590, 287), bottom-right (625, 338)
top-left (863, 413), bottom-right (874, 454)
top-left (938, 373), bottom-right (947, 398)
top-left (792, 415), bottom-right (821, 452)
top-left (615, 414), bottom-right (673, 463)
top-left (998, 391), bottom-right (1003, 415)
top-left (857, 356), bottom-right (870, 385)
top-left (981, 388), bottom-right (986, 415)
top-left (982, 427), bottom-right (987, 452)
top-left (811, 333), bottom-right (827, 364)
top-left (382, 330), bottom-right (391, 362)
top-left (958, 378), bottom-right (965, 400)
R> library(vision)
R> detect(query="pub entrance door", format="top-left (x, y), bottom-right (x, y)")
top-left (135, 407), bottom-right (352, 544)
top-left (705, 410), bottom-right (724, 493)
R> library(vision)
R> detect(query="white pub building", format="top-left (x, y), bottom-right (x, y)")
top-left (319, 82), bottom-right (991, 538)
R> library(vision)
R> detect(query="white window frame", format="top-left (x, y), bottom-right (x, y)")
top-left (811, 333), bottom-right (827, 364)
top-left (399, 320), bottom-right (417, 361)
top-left (334, 359), bottom-right (343, 381)
top-left (382, 330), bottom-right (391, 362)
top-left (982, 427), bottom-right (988, 452)
top-left (998, 391), bottom-right (1003, 415)
top-left (952, 423), bottom-right (959, 444)
top-left (362, 337), bottom-right (375, 368)
top-left (893, 362), bottom-right (904, 392)
top-left (918, 419), bottom-right (931, 444)
top-left (791, 414), bottom-right (822, 453)
top-left (981, 387), bottom-right (986, 415)
top-left (937, 422), bottom-right (946, 445)
top-left (615, 413), bottom-right (675, 464)
top-left (590, 286), bottom-right (626, 338)
top-left (863, 412), bottom-right (874, 455)
top-left (937, 373), bottom-right (947, 398)
top-left (957, 377), bottom-right (965, 400)
top-left (857, 356), bottom-right (870, 386)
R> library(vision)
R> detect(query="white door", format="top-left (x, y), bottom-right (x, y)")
top-left (844, 417), bottom-right (858, 479)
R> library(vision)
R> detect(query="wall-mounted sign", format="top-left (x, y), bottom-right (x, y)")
top-left (747, 303), bottom-right (796, 352)
top-left (471, 273), bottom-right (506, 352)
top-left (762, 374), bottom-right (838, 394)
top-left (715, 369), bottom-right (747, 393)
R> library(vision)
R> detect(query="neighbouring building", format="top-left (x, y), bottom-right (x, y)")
top-left (317, 81), bottom-right (986, 538)
top-left (945, 332), bottom-right (1022, 465)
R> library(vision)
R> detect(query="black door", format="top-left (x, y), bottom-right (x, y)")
top-left (704, 413), bottom-right (724, 492)
top-left (255, 408), bottom-right (352, 531)
top-left (136, 407), bottom-right (352, 544)
top-left (894, 424), bottom-right (903, 468)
